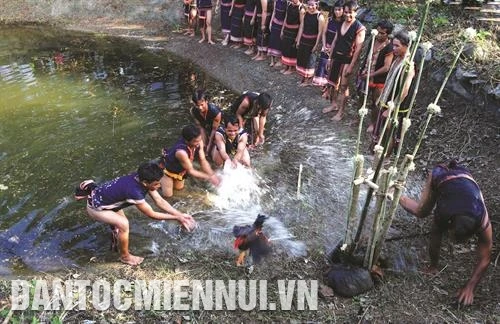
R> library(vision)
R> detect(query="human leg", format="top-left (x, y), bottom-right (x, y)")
top-left (206, 9), bottom-right (214, 44)
top-left (86, 207), bottom-right (143, 265)
top-left (160, 175), bottom-right (174, 197)
top-left (211, 147), bottom-right (224, 167)
top-left (332, 74), bottom-right (349, 121)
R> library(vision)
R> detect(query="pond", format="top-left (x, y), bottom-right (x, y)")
top-left (0, 25), bottom-right (360, 275)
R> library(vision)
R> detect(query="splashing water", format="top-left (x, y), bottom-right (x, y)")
top-left (206, 163), bottom-right (307, 257)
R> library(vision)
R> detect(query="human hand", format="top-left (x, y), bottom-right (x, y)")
top-left (457, 285), bottom-right (475, 306)
top-left (179, 214), bottom-right (197, 232)
top-left (209, 173), bottom-right (221, 186)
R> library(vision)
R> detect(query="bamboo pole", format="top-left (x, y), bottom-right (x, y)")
top-left (411, 43), bottom-right (465, 158)
top-left (372, 155), bottom-right (414, 266)
top-left (355, 29), bottom-right (378, 156)
top-left (392, 45), bottom-right (430, 168)
top-left (352, 3), bottom-right (431, 255)
top-left (297, 163), bottom-right (303, 198)
top-left (345, 155), bottom-right (364, 247)
top-left (363, 169), bottom-right (390, 268)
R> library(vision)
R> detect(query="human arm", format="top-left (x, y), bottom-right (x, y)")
top-left (233, 132), bottom-right (249, 164)
top-left (314, 14), bottom-right (325, 52)
top-left (399, 172), bottom-right (436, 218)
top-left (295, 9), bottom-right (306, 46)
top-left (234, 97), bottom-right (249, 130)
top-left (327, 33), bottom-right (338, 69)
top-left (253, 109), bottom-right (268, 146)
top-left (261, 0), bottom-right (268, 31)
top-left (251, 6), bottom-right (257, 25)
top-left (229, 0), bottom-right (235, 16)
top-left (457, 223), bottom-right (492, 306)
top-left (214, 132), bottom-right (232, 165)
top-left (280, 11), bottom-right (288, 38)
top-left (176, 148), bottom-right (219, 185)
top-left (207, 112), bottom-right (222, 153)
top-left (321, 19), bottom-right (328, 52)
top-left (344, 28), bottom-right (366, 76)
top-left (136, 194), bottom-right (196, 231)
top-left (399, 61), bottom-right (416, 102)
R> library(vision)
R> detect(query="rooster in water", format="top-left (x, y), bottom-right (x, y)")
top-left (233, 214), bottom-right (271, 266)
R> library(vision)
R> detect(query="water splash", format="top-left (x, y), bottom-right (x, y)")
top-left (209, 164), bottom-right (307, 257)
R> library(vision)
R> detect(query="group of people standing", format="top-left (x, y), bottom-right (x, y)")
top-left (184, 0), bottom-right (408, 149)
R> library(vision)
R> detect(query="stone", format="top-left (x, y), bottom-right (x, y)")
top-left (325, 264), bottom-right (374, 297)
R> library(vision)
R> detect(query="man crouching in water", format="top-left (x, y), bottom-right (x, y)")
top-left (211, 115), bottom-right (251, 168)
top-left (399, 160), bottom-right (492, 306)
top-left (85, 162), bottom-right (196, 265)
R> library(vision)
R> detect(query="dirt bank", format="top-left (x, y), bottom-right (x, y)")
top-left (1, 2), bottom-right (499, 322)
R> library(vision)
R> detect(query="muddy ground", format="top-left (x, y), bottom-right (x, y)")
top-left (1, 7), bottom-right (499, 323)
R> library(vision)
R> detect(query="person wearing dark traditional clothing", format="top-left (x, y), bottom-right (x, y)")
top-left (371, 31), bottom-right (414, 156)
top-left (83, 162), bottom-right (195, 266)
top-left (295, 0), bottom-right (324, 85)
top-left (242, 0), bottom-right (258, 53)
top-left (358, 20), bottom-right (393, 133)
top-left (211, 115), bottom-right (251, 168)
top-left (160, 125), bottom-right (220, 197)
top-left (252, 0), bottom-right (274, 60)
top-left (312, 1), bottom-right (343, 92)
top-left (221, 0), bottom-right (233, 45)
top-left (399, 160), bottom-right (492, 306)
top-left (190, 89), bottom-right (223, 153)
top-left (267, 0), bottom-right (287, 67)
top-left (279, 0), bottom-right (304, 74)
top-left (323, 0), bottom-right (365, 121)
top-left (197, 0), bottom-right (215, 44)
top-left (230, 0), bottom-right (247, 47)
top-left (230, 91), bottom-right (272, 146)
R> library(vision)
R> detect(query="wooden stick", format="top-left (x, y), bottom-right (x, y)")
top-left (345, 155), bottom-right (364, 247)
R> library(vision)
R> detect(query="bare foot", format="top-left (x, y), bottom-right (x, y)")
top-left (331, 112), bottom-right (343, 121)
top-left (322, 105), bottom-right (337, 113)
top-left (366, 124), bottom-right (374, 133)
top-left (299, 81), bottom-right (311, 87)
top-left (222, 40), bottom-right (228, 46)
top-left (244, 48), bottom-right (254, 55)
top-left (254, 55), bottom-right (266, 61)
top-left (208, 40), bottom-right (215, 45)
top-left (198, 38), bottom-right (205, 43)
top-left (120, 254), bottom-right (144, 266)
top-left (283, 69), bottom-right (293, 75)
top-left (274, 61), bottom-right (282, 68)
top-left (231, 44), bottom-right (241, 49)
top-left (251, 54), bottom-right (260, 60)
top-left (269, 61), bottom-right (275, 67)
top-left (188, 33), bottom-right (195, 37)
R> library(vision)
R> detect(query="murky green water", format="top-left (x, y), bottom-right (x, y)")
top-left (0, 25), bottom-right (365, 275)
top-left (0, 25), bottom-right (240, 274)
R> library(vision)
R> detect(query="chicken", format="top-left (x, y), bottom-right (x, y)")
top-left (233, 214), bottom-right (271, 266)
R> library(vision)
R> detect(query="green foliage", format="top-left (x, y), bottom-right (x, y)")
top-left (475, 29), bottom-right (491, 42)
top-left (371, 3), bottom-right (418, 23)
top-left (432, 14), bottom-right (449, 27)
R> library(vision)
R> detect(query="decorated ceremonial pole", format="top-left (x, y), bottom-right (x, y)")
top-left (344, 29), bottom-right (377, 246)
